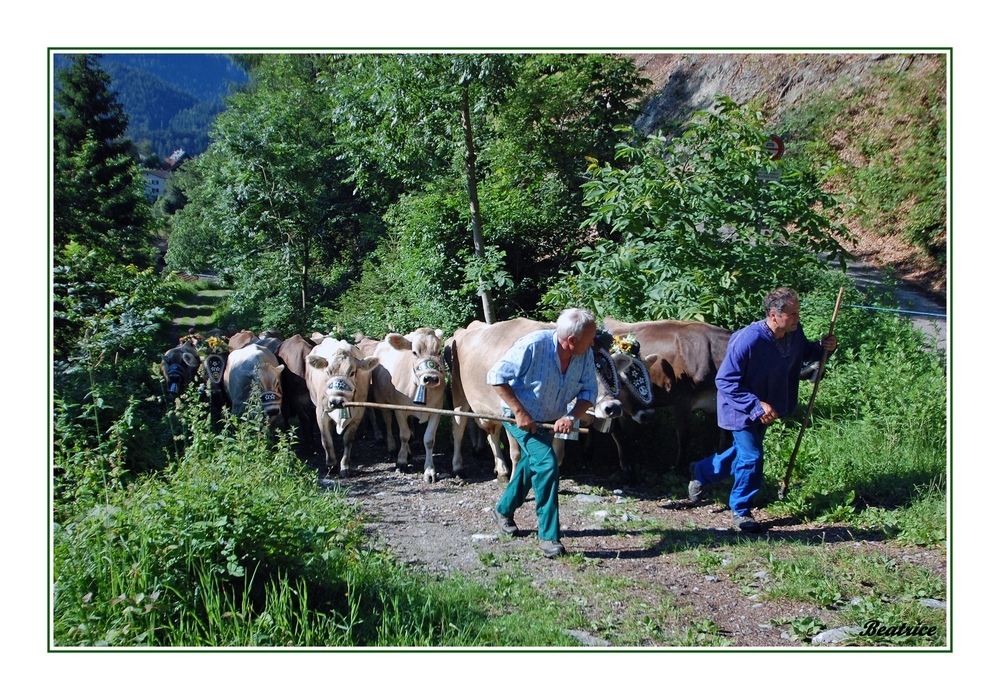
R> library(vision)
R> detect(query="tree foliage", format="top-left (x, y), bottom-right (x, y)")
top-left (544, 96), bottom-right (852, 329)
top-left (54, 54), bottom-right (154, 267)
top-left (318, 53), bottom-right (649, 329)
top-left (167, 54), bottom-right (379, 333)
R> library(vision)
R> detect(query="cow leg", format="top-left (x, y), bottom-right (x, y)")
top-left (316, 409), bottom-right (339, 478)
top-left (395, 410), bottom-right (413, 470)
top-left (486, 422), bottom-right (511, 483)
top-left (382, 408), bottom-right (398, 462)
top-left (609, 418), bottom-right (634, 482)
top-left (673, 400), bottom-right (694, 472)
top-left (340, 421), bottom-right (361, 477)
top-left (420, 414), bottom-right (441, 483)
top-left (451, 413), bottom-right (469, 478)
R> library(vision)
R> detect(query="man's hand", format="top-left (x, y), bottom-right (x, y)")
top-left (553, 416), bottom-right (576, 434)
top-left (513, 407), bottom-right (537, 433)
top-left (820, 334), bottom-right (837, 352)
top-left (759, 401), bottom-right (779, 426)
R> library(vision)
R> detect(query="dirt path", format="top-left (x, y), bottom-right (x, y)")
top-left (304, 434), bottom-right (946, 647)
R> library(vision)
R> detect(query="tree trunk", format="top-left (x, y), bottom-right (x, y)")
top-left (460, 87), bottom-right (496, 324)
top-left (301, 233), bottom-right (310, 316)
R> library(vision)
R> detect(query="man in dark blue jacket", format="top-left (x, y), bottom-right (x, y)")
top-left (689, 288), bottom-right (837, 532)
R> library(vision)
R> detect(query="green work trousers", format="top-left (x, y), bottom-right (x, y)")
top-left (496, 423), bottom-right (560, 541)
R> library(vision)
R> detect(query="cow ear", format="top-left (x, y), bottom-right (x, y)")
top-left (182, 352), bottom-right (200, 368)
top-left (307, 355), bottom-right (328, 370)
top-left (360, 356), bottom-right (380, 371)
top-left (386, 333), bottom-right (411, 351)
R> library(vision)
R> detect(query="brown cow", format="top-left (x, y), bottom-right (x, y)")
top-left (228, 329), bottom-right (283, 355)
top-left (306, 338), bottom-right (379, 478)
top-left (276, 334), bottom-right (318, 446)
top-left (445, 318), bottom-right (625, 483)
top-left (364, 328), bottom-right (447, 483)
top-left (601, 317), bottom-right (733, 477)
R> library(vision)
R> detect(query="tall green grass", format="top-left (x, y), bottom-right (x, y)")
top-left (52, 398), bottom-right (576, 647)
top-left (761, 279), bottom-right (947, 543)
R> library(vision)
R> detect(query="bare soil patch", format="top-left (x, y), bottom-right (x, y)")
top-left (302, 431), bottom-right (946, 648)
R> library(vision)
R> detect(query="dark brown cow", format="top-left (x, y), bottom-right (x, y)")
top-left (276, 334), bottom-right (318, 446)
top-left (160, 340), bottom-right (201, 398)
top-left (601, 317), bottom-right (733, 477)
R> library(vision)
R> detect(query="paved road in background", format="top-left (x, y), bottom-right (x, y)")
top-left (841, 261), bottom-right (947, 353)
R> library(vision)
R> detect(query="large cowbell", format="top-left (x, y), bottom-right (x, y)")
top-left (205, 354), bottom-right (226, 385)
top-left (414, 384), bottom-right (427, 405)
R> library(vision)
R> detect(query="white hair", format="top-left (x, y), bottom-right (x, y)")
top-left (555, 307), bottom-right (596, 341)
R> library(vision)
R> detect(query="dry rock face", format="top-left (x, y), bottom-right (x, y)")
top-left (629, 53), bottom-right (924, 133)
top-left (625, 52), bottom-right (947, 299)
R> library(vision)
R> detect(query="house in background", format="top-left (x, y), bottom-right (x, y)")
top-left (141, 148), bottom-right (192, 201)
top-left (141, 169), bottom-right (172, 201)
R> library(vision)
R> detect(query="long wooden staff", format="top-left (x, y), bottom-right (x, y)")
top-left (778, 286), bottom-right (845, 500)
top-left (342, 400), bottom-right (589, 433)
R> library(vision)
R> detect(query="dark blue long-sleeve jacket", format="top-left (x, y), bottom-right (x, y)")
top-left (715, 320), bottom-right (825, 431)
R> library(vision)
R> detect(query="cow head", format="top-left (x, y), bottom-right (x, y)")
top-left (308, 340), bottom-right (380, 432)
top-left (617, 353), bottom-right (659, 423)
top-left (386, 328), bottom-right (445, 404)
top-left (200, 334), bottom-right (229, 395)
top-left (161, 341), bottom-right (201, 397)
top-left (590, 345), bottom-right (624, 422)
top-left (256, 361), bottom-right (285, 423)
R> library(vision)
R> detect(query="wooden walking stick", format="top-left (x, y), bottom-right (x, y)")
top-left (778, 286), bottom-right (845, 500)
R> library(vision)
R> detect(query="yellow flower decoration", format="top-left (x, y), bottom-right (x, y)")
top-left (611, 333), bottom-right (640, 357)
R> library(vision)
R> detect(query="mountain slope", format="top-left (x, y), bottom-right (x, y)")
top-left (628, 52), bottom-right (947, 299)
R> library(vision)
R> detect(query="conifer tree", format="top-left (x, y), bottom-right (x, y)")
top-left (54, 54), bottom-right (152, 266)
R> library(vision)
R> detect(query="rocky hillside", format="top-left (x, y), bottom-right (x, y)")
top-left (627, 52), bottom-right (947, 300)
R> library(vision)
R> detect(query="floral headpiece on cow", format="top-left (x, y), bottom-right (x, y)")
top-left (200, 334), bottom-right (229, 357)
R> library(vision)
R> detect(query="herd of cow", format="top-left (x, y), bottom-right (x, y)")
top-left (160, 317), bottom-right (737, 484)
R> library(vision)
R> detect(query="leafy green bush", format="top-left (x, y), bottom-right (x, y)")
top-left (52, 397), bottom-right (574, 647)
top-left (544, 96), bottom-right (851, 328)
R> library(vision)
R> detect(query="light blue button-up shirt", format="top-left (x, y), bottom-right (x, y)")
top-left (487, 329), bottom-right (598, 423)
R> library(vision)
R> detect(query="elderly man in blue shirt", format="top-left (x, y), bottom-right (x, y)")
top-left (488, 308), bottom-right (599, 558)
top-left (689, 288), bottom-right (837, 533)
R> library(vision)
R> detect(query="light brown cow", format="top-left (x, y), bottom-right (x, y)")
top-left (364, 328), bottom-right (447, 483)
top-left (445, 318), bottom-right (625, 483)
top-left (223, 344), bottom-right (285, 431)
top-left (602, 317), bottom-right (733, 476)
top-left (305, 338), bottom-right (379, 478)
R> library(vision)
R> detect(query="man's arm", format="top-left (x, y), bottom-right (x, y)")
top-left (716, 333), bottom-right (767, 423)
top-left (494, 383), bottom-right (536, 433)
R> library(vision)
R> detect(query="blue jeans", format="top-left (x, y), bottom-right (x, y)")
top-left (692, 424), bottom-right (766, 516)
top-left (496, 423), bottom-right (561, 542)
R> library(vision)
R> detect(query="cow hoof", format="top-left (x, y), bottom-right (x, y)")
top-left (423, 471), bottom-right (436, 484)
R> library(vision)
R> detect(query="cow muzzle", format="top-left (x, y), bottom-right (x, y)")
top-left (164, 364), bottom-right (186, 395)
top-left (631, 408), bottom-right (657, 424)
top-left (261, 392), bottom-right (282, 417)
